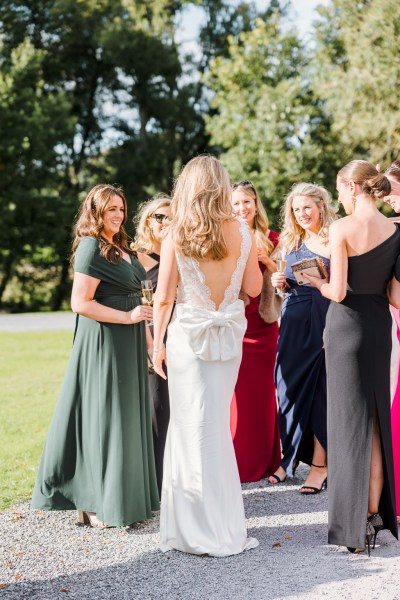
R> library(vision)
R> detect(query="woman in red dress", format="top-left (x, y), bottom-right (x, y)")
top-left (230, 181), bottom-right (281, 482)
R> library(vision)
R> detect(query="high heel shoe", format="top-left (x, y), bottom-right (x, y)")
top-left (347, 517), bottom-right (378, 557)
top-left (300, 463), bottom-right (327, 495)
top-left (347, 547), bottom-right (365, 555)
top-left (368, 512), bottom-right (383, 549)
top-left (365, 520), bottom-right (375, 557)
top-left (268, 472), bottom-right (287, 484)
top-left (77, 511), bottom-right (110, 528)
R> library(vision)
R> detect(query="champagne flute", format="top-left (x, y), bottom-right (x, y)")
top-left (141, 280), bottom-right (154, 326)
top-left (273, 254), bottom-right (287, 297)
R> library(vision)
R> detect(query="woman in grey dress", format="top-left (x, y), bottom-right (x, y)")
top-left (304, 161), bottom-right (400, 555)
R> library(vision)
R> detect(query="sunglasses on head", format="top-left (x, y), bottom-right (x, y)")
top-left (150, 213), bottom-right (168, 224)
top-left (232, 180), bottom-right (256, 192)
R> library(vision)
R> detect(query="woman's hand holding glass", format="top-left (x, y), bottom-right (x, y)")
top-left (271, 270), bottom-right (287, 294)
top-left (129, 304), bottom-right (153, 324)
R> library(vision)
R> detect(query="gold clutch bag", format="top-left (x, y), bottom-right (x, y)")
top-left (291, 258), bottom-right (328, 286)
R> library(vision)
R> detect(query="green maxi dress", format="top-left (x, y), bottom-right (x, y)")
top-left (32, 236), bottom-right (160, 526)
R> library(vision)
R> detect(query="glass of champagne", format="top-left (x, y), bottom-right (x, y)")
top-left (141, 280), bottom-right (154, 326)
top-left (274, 254), bottom-right (287, 297)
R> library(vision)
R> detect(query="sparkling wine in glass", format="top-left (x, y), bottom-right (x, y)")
top-left (141, 280), bottom-right (154, 325)
top-left (274, 256), bottom-right (287, 296)
top-left (275, 259), bottom-right (287, 273)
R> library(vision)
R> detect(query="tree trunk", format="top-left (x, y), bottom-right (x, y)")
top-left (0, 254), bottom-right (15, 306)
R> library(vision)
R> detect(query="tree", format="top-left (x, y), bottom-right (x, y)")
top-left (0, 0), bottom-right (207, 310)
top-left (0, 38), bottom-right (74, 305)
top-left (204, 13), bottom-right (342, 223)
top-left (312, 0), bottom-right (400, 164)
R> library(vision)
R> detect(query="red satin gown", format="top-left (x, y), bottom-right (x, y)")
top-left (230, 230), bottom-right (281, 482)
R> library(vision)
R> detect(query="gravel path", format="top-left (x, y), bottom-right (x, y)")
top-left (0, 312), bottom-right (75, 332)
top-left (1, 314), bottom-right (400, 597)
top-left (1, 465), bottom-right (400, 600)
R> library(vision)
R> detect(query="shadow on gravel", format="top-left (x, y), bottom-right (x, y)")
top-left (242, 487), bottom-right (328, 519)
top-left (1, 526), bottom-right (398, 600)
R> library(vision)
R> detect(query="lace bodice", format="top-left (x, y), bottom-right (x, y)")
top-left (175, 219), bottom-right (252, 312)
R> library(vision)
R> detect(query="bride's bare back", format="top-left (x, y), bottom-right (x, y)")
top-left (196, 219), bottom-right (249, 310)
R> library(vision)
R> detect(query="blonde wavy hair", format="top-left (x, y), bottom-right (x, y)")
top-left (232, 180), bottom-right (274, 256)
top-left (71, 184), bottom-right (132, 265)
top-left (170, 155), bottom-right (233, 260)
top-left (131, 194), bottom-right (171, 253)
top-left (279, 182), bottom-right (337, 253)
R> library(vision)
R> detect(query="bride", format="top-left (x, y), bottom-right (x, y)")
top-left (152, 155), bottom-right (262, 556)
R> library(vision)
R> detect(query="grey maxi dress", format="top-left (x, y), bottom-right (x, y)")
top-left (324, 226), bottom-right (400, 549)
top-left (32, 236), bottom-right (160, 526)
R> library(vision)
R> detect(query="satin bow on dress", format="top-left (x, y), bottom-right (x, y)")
top-left (175, 299), bottom-right (247, 362)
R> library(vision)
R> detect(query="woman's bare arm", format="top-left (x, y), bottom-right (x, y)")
top-left (242, 232), bottom-right (263, 297)
top-left (388, 276), bottom-right (400, 309)
top-left (152, 233), bottom-right (179, 378)
top-left (302, 221), bottom-right (348, 302)
top-left (71, 272), bottom-right (153, 324)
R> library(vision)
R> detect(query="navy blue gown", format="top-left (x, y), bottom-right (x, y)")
top-left (274, 244), bottom-right (330, 476)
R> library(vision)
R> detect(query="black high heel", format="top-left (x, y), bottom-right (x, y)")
top-left (365, 520), bottom-right (374, 557)
top-left (368, 513), bottom-right (383, 549)
top-left (347, 547), bottom-right (364, 554)
top-left (300, 463), bottom-right (327, 495)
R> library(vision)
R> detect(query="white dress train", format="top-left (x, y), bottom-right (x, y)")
top-left (160, 219), bottom-right (259, 556)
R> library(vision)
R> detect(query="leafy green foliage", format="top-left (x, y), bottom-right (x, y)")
top-left (204, 15), bottom-right (343, 224)
top-left (312, 0), bottom-right (400, 164)
top-left (1, 0), bottom-right (400, 309)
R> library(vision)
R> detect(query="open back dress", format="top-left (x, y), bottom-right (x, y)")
top-left (325, 226), bottom-right (400, 548)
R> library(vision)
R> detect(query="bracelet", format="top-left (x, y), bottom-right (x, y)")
top-left (152, 347), bottom-right (165, 353)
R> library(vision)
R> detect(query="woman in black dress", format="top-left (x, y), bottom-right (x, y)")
top-left (305, 161), bottom-right (400, 554)
top-left (132, 195), bottom-right (171, 496)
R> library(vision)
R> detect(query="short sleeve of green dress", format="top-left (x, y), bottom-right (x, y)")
top-left (32, 236), bottom-right (160, 525)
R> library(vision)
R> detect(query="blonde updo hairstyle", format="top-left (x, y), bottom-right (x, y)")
top-left (132, 194), bottom-right (171, 253)
top-left (338, 160), bottom-right (391, 198)
top-left (279, 182), bottom-right (337, 253)
top-left (71, 184), bottom-right (131, 265)
top-left (170, 155), bottom-right (233, 261)
top-left (232, 180), bottom-right (274, 256)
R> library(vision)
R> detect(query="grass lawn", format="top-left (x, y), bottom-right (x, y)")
top-left (0, 330), bottom-right (73, 510)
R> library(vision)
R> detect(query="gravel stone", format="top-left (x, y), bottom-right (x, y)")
top-left (1, 465), bottom-right (400, 599)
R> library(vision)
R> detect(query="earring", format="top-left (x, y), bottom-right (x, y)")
top-left (352, 196), bottom-right (357, 211)
top-left (149, 227), bottom-right (153, 234)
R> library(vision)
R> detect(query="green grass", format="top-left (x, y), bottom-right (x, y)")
top-left (0, 331), bottom-right (73, 509)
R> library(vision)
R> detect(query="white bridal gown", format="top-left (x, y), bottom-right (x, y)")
top-left (160, 219), bottom-right (259, 556)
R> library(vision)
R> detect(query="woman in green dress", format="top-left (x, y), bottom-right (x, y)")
top-left (32, 184), bottom-right (160, 527)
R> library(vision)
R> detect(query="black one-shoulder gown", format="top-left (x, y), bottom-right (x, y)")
top-left (325, 226), bottom-right (400, 549)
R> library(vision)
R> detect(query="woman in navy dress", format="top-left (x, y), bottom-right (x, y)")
top-left (270, 183), bottom-right (337, 494)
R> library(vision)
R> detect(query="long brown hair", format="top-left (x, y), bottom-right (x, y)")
top-left (71, 184), bottom-right (132, 265)
top-left (169, 155), bottom-right (233, 261)
top-left (232, 180), bottom-right (274, 256)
